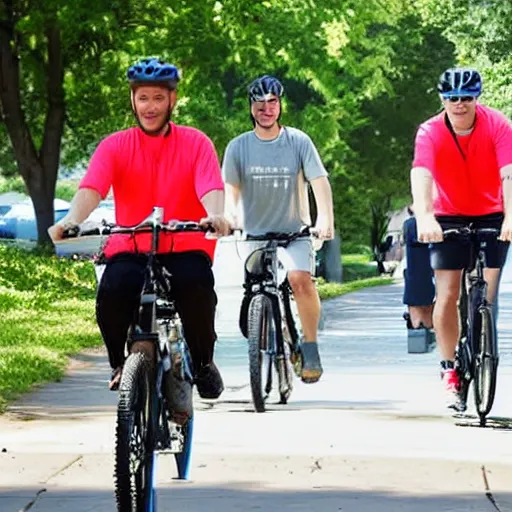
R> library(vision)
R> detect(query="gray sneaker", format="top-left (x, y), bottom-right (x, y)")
top-left (299, 342), bottom-right (323, 383)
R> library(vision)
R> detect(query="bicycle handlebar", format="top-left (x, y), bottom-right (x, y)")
top-left (443, 227), bottom-right (500, 238)
top-left (62, 220), bottom-right (212, 239)
top-left (235, 226), bottom-right (317, 242)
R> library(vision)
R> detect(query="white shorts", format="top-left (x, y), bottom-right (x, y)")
top-left (237, 238), bottom-right (315, 275)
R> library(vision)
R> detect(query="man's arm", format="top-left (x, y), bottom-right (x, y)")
top-left (224, 183), bottom-right (241, 228)
top-left (48, 188), bottom-right (101, 241)
top-left (500, 163), bottom-right (512, 241)
top-left (410, 166), bottom-right (443, 243)
top-left (310, 176), bottom-right (334, 239)
top-left (200, 189), bottom-right (231, 236)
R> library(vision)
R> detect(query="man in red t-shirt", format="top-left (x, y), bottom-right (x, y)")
top-left (411, 68), bottom-right (512, 410)
top-left (48, 58), bottom-right (230, 399)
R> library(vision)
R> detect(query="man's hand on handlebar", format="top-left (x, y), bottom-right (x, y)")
top-left (313, 215), bottom-right (334, 240)
top-left (199, 214), bottom-right (232, 237)
top-left (416, 214), bottom-right (443, 243)
top-left (48, 221), bottom-right (79, 242)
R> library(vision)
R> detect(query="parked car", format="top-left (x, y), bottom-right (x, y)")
top-left (54, 200), bottom-right (115, 257)
top-left (0, 198), bottom-right (70, 240)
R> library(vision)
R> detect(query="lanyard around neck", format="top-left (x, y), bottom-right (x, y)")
top-left (444, 113), bottom-right (476, 161)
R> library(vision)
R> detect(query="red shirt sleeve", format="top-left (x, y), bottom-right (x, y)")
top-left (193, 133), bottom-right (224, 199)
top-left (412, 124), bottom-right (435, 171)
top-left (79, 135), bottom-right (118, 198)
top-left (492, 111), bottom-right (512, 169)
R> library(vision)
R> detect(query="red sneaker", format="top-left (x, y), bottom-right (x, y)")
top-left (441, 368), bottom-right (461, 411)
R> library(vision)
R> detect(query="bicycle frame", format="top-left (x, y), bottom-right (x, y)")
top-left (241, 230), bottom-right (311, 407)
top-left (244, 236), bottom-right (305, 357)
top-left (458, 247), bottom-right (487, 377)
top-left (245, 242), bottom-right (287, 358)
top-left (451, 227), bottom-right (500, 420)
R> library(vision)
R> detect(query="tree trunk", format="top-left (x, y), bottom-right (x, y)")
top-left (0, 13), bottom-right (65, 246)
top-left (370, 198), bottom-right (391, 270)
top-left (29, 178), bottom-right (55, 245)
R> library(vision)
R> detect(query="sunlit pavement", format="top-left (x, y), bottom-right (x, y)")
top-left (1, 240), bottom-right (512, 511)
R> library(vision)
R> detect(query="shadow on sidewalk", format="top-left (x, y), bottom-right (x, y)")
top-left (1, 485), bottom-right (510, 512)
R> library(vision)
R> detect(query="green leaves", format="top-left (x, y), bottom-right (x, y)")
top-left (3, 0), bottom-right (498, 249)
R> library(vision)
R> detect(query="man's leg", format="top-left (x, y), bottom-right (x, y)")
top-left (484, 268), bottom-right (502, 304)
top-left (288, 270), bottom-right (321, 342)
top-left (430, 215), bottom-right (470, 409)
top-left (163, 252), bottom-right (223, 399)
top-left (432, 269), bottom-right (463, 361)
top-left (432, 268), bottom-right (464, 408)
top-left (96, 254), bottom-right (146, 389)
top-left (281, 239), bottom-right (323, 383)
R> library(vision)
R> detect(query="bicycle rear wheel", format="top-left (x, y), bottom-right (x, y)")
top-left (473, 305), bottom-right (499, 423)
top-left (247, 294), bottom-right (275, 413)
top-left (115, 352), bottom-right (156, 511)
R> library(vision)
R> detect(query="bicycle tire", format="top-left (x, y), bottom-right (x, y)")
top-left (247, 294), bottom-right (275, 413)
top-left (276, 342), bottom-right (293, 404)
top-left (454, 272), bottom-right (471, 412)
top-left (473, 305), bottom-right (499, 421)
top-left (115, 352), bottom-right (156, 511)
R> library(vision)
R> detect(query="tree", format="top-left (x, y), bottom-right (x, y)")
top-left (0, 0), bottom-right (459, 250)
top-left (0, 1), bottom-right (140, 243)
top-left (341, 10), bottom-right (455, 253)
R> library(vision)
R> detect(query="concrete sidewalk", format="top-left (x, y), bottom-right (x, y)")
top-left (2, 283), bottom-right (512, 511)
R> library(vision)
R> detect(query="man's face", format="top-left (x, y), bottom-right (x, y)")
top-left (250, 95), bottom-right (281, 129)
top-left (441, 95), bottom-right (478, 130)
top-left (132, 85), bottom-right (175, 134)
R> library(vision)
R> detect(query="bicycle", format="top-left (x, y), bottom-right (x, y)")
top-left (445, 227), bottom-right (500, 426)
top-left (238, 228), bottom-right (313, 413)
top-left (64, 207), bottom-right (209, 511)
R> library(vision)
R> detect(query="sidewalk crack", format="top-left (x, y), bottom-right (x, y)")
top-left (482, 465), bottom-right (502, 512)
top-left (17, 488), bottom-right (46, 512)
top-left (40, 454), bottom-right (83, 484)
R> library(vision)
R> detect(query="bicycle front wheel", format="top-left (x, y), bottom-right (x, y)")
top-left (473, 305), bottom-right (499, 422)
top-left (247, 294), bottom-right (276, 413)
top-left (115, 352), bottom-right (156, 511)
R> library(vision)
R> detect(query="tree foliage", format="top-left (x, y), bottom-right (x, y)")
top-left (3, 0), bottom-right (503, 252)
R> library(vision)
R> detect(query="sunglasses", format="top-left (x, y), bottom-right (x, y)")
top-left (445, 96), bottom-right (476, 103)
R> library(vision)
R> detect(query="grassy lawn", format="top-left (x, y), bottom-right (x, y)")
top-left (317, 252), bottom-right (393, 300)
top-left (0, 244), bottom-right (99, 410)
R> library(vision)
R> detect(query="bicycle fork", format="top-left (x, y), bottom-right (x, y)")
top-left (268, 294), bottom-right (292, 399)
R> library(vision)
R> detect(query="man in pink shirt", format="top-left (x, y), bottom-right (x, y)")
top-left (411, 68), bottom-right (512, 410)
top-left (48, 58), bottom-right (230, 399)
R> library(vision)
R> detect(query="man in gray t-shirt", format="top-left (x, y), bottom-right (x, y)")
top-left (222, 75), bottom-right (335, 384)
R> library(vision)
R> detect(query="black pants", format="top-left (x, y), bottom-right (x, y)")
top-left (96, 251), bottom-right (217, 372)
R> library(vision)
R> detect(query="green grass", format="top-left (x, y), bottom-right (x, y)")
top-left (318, 276), bottom-right (393, 300)
top-left (342, 252), bottom-right (379, 282)
top-left (0, 244), bottom-right (99, 411)
top-left (317, 251), bottom-right (392, 299)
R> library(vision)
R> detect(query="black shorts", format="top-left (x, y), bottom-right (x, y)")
top-left (430, 213), bottom-right (509, 270)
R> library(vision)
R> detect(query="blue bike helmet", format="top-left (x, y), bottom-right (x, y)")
top-left (127, 58), bottom-right (181, 89)
top-left (437, 68), bottom-right (482, 97)
top-left (248, 75), bottom-right (284, 102)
